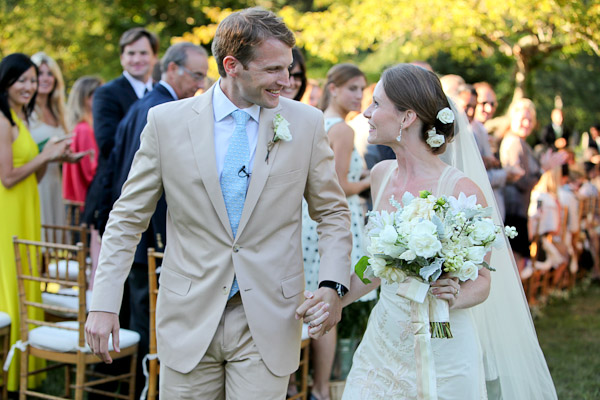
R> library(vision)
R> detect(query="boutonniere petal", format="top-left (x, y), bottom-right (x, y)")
top-left (266, 113), bottom-right (292, 163)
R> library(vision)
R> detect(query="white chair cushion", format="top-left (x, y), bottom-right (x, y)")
top-left (41, 290), bottom-right (92, 317)
top-left (0, 311), bottom-right (10, 328)
top-left (29, 321), bottom-right (140, 353)
top-left (47, 260), bottom-right (80, 280)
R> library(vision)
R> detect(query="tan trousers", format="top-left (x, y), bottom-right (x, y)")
top-left (159, 293), bottom-right (289, 399)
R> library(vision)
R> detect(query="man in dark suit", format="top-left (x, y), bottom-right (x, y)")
top-left (539, 108), bottom-right (573, 150)
top-left (102, 41), bottom-right (208, 397)
top-left (84, 27), bottom-right (159, 233)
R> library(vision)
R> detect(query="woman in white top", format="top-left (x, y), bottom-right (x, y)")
top-left (29, 52), bottom-right (67, 225)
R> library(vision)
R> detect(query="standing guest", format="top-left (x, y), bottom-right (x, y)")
top-left (500, 99), bottom-right (566, 273)
top-left (84, 27), bottom-right (159, 234)
top-left (302, 63), bottom-right (372, 400)
top-left (63, 76), bottom-right (103, 207)
top-left (0, 53), bottom-right (70, 394)
top-left (301, 78), bottom-right (322, 108)
top-left (281, 47), bottom-right (307, 101)
top-left (85, 9), bottom-right (351, 399)
top-left (29, 52), bottom-right (68, 226)
top-left (104, 42), bottom-right (208, 398)
top-left (539, 108), bottom-right (573, 150)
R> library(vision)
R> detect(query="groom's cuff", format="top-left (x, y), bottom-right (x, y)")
top-left (319, 281), bottom-right (348, 298)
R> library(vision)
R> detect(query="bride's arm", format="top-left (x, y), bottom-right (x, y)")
top-left (432, 176), bottom-right (492, 309)
top-left (341, 274), bottom-right (381, 307)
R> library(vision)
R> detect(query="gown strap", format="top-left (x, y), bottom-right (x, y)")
top-left (373, 162), bottom-right (398, 211)
top-left (434, 166), bottom-right (465, 197)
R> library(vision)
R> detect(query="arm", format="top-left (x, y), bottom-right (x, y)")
top-left (328, 122), bottom-right (370, 196)
top-left (0, 116), bottom-right (68, 189)
top-left (86, 107), bottom-right (163, 362)
top-left (92, 84), bottom-right (124, 160)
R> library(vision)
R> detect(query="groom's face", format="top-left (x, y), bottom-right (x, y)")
top-left (232, 38), bottom-right (293, 109)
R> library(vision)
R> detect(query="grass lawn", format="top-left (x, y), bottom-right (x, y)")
top-left (534, 282), bottom-right (600, 400)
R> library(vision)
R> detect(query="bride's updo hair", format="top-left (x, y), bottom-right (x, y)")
top-left (381, 64), bottom-right (455, 154)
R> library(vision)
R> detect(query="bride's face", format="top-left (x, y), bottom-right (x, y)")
top-left (364, 81), bottom-right (403, 145)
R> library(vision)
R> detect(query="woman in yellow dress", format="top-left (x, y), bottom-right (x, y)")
top-left (0, 53), bottom-right (70, 393)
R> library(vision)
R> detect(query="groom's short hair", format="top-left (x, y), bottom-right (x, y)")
top-left (212, 7), bottom-right (295, 77)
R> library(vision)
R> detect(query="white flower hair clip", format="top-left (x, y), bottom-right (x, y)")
top-left (436, 107), bottom-right (454, 124)
top-left (426, 127), bottom-right (445, 148)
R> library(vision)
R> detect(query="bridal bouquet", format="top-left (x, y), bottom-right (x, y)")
top-left (356, 190), bottom-right (517, 338)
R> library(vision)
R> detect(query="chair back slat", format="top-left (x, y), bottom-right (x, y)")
top-left (13, 237), bottom-right (87, 343)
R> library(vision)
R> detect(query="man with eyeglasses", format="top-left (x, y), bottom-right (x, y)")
top-left (97, 42), bottom-right (208, 397)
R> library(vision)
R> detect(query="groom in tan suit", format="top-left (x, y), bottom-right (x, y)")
top-left (85, 8), bottom-right (352, 399)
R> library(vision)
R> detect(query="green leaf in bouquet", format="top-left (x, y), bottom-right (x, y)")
top-left (432, 214), bottom-right (446, 239)
top-left (354, 256), bottom-right (372, 284)
top-left (419, 190), bottom-right (431, 198)
top-left (481, 260), bottom-right (496, 271)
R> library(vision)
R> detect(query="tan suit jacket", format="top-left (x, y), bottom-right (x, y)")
top-left (90, 85), bottom-right (352, 376)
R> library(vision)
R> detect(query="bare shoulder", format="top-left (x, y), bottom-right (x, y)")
top-left (454, 176), bottom-right (488, 207)
top-left (328, 121), bottom-right (354, 143)
top-left (0, 114), bottom-right (12, 139)
top-left (371, 159), bottom-right (395, 189)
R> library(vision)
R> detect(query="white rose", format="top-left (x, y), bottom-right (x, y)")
top-left (466, 246), bottom-right (486, 263)
top-left (470, 219), bottom-right (497, 245)
top-left (437, 107), bottom-right (455, 124)
top-left (408, 233), bottom-right (442, 259)
top-left (426, 131), bottom-right (445, 148)
top-left (454, 260), bottom-right (479, 281)
top-left (275, 122), bottom-right (292, 141)
top-left (400, 249), bottom-right (416, 261)
top-left (412, 220), bottom-right (438, 236)
top-left (379, 225), bottom-right (399, 244)
top-left (370, 257), bottom-right (407, 284)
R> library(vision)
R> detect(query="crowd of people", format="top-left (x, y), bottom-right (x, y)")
top-left (0, 6), bottom-right (597, 400)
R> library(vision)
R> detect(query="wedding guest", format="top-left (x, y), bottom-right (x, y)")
top-left (0, 53), bottom-right (70, 394)
top-left (539, 108), bottom-right (573, 150)
top-left (30, 52), bottom-right (68, 226)
top-left (303, 63), bottom-right (371, 400)
top-left (281, 47), bottom-right (307, 101)
top-left (500, 99), bottom-right (566, 272)
top-left (84, 27), bottom-right (159, 234)
top-left (63, 76), bottom-right (103, 207)
top-left (301, 78), bottom-right (322, 108)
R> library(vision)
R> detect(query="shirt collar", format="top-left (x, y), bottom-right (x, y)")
top-left (212, 79), bottom-right (260, 123)
top-left (158, 80), bottom-right (178, 100)
top-left (123, 71), bottom-right (153, 98)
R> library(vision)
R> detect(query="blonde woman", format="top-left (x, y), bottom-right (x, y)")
top-left (30, 51), bottom-right (68, 225)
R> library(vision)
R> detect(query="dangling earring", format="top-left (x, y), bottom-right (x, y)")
top-left (396, 123), bottom-right (404, 142)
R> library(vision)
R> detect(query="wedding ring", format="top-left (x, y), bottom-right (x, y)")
top-left (456, 287), bottom-right (460, 296)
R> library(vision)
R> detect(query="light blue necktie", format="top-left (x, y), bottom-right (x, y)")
top-left (221, 109), bottom-right (251, 299)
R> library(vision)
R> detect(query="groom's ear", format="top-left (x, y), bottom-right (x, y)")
top-left (223, 56), bottom-right (240, 77)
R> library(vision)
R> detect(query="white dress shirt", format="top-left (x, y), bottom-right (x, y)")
top-left (158, 80), bottom-right (178, 100)
top-left (212, 80), bottom-right (261, 180)
top-left (123, 71), bottom-right (153, 99)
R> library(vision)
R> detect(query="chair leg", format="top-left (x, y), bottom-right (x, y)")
top-left (75, 353), bottom-right (85, 400)
top-left (129, 350), bottom-right (138, 400)
top-left (19, 346), bottom-right (28, 400)
top-left (64, 364), bottom-right (72, 398)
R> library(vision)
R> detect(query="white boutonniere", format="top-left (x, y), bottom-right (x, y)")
top-left (266, 113), bottom-right (292, 163)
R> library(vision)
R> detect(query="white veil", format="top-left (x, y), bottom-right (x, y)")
top-left (440, 100), bottom-right (558, 400)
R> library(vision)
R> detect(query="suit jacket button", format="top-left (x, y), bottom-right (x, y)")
top-left (233, 245), bottom-right (240, 253)
top-left (222, 286), bottom-right (228, 294)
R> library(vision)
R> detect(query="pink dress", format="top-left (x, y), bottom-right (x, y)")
top-left (62, 121), bottom-right (98, 203)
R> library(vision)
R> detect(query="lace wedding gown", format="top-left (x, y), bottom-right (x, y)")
top-left (343, 164), bottom-right (486, 400)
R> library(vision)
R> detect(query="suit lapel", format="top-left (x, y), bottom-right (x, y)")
top-left (236, 104), bottom-right (282, 237)
top-left (187, 87), bottom-right (233, 239)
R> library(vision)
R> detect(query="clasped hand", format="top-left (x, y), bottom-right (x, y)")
top-left (295, 287), bottom-right (342, 339)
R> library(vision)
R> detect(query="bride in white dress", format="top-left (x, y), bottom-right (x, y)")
top-left (305, 65), bottom-right (557, 399)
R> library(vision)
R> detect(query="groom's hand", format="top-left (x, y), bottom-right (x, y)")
top-left (295, 287), bottom-right (342, 339)
top-left (85, 311), bottom-right (120, 363)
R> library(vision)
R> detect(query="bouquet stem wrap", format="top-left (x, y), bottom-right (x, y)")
top-left (396, 277), bottom-right (439, 400)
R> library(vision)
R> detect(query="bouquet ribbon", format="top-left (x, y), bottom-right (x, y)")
top-left (396, 277), bottom-right (451, 400)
